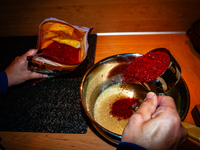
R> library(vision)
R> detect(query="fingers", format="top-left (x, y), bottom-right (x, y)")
top-left (133, 92), bottom-right (158, 122)
top-left (157, 95), bottom-right (177, 109)
top-left (28, 72), bottom-right (48, 79)
top-left (15, 49), bottom-right (38, 64)
top-left (25, 49), bottom-right (48, 80)
top-left (151, 95), bottom-right (177, 119)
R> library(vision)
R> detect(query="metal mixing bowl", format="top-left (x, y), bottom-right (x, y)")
top-left (80, 53), bottom-right (190, 144)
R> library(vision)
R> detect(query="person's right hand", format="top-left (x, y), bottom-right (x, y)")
top-left (122, 92), bottom-right (187, 150)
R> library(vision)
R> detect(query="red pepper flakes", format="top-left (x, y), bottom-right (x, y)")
top-left (41, 41), bottom-right (81, 65)
top-left (122, 51), bottom-right (170, 83)
top-left (110, 97), bottom-right (138, 120)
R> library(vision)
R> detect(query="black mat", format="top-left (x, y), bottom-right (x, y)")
top-left (0, 34), bottom-right (97, 133)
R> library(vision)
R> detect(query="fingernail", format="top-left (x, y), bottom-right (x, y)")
top-left (30, 49), bottom-right (37, 55)
top-left (43, 74), bottom-right (48, 78)
top-left (146, 92), bottom-right (155, 99)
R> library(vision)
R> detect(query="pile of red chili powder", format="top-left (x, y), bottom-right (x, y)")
top-left (110, 97), bottom-right (140, 121)
top-left (41, 41), bottom-right (80, 65)
top-left (122, 51), bottom-right (170, 83)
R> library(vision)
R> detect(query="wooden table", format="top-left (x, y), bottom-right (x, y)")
top-left (1, 33), bottom-right (200, 150)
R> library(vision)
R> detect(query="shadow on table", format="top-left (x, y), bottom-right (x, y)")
top-left (185, 40), bottom-right (200, 60)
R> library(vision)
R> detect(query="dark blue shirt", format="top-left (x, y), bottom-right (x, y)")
top-left (0, 71), bottom-right (8, 94)
top-left (117, 142), bottom-right (146, 150)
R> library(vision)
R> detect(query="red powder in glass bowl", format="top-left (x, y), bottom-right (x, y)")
top-left (122, 51), bottom-right (170, 83)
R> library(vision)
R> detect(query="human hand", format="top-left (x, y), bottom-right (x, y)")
top-left (5, 49), bottom-right (48, 87)
top-left (122, 92), bottom-right (187, 150)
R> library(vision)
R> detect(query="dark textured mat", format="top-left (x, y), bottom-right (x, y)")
top-left (0, 34), bottom-right (97, 133)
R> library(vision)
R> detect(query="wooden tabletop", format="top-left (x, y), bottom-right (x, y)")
top-left (1, 33), bottom-right (200, 149)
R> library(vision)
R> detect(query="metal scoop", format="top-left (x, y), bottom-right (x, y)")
top-left (135, 48), bottom-right (181, 95)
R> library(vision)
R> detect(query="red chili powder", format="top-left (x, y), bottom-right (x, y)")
top-left (122, 51), bottom-right (170, 83)
top-left (41, 41), bottom-right (81, 65)
top-left (110, 97), bottom-right (138, 120)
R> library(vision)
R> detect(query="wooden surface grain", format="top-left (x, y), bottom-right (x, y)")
top-left (1, 33), bottom-right (200, 149)
top-left (1, 0), bottom-right (200, 36)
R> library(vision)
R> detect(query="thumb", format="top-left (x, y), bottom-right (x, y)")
top-left (24, 49), bottom-right (38, 57)
top-left (134, 92), bottom-right (158, 122)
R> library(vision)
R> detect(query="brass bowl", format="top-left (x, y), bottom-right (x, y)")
top-left (80, 53), bottom-right (190, 144)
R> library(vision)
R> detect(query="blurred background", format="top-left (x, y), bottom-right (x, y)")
top-left (1, 0), bottom-right (200, 36)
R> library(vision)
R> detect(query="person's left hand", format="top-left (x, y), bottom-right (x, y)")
top-left (5, 49), bottom-right (48, 87)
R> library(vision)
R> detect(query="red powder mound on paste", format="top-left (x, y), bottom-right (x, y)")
top-left (110, 97), bottom-right (139, 120)
top-left (122, 51), bottom-right (170, 83)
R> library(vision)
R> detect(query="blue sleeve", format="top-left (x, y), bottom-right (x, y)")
top-left (117, 142), bottom-right (147, 150)
top-left (0, 71), bottom-right (8, 94)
